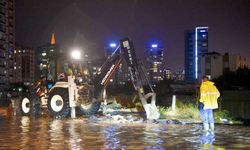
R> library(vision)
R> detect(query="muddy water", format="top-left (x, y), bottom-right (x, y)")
top-left (0, 116), bottom-right (250, 150)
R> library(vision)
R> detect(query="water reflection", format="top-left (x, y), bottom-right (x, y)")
top-left (104, 125), bottom-right (123, 149)
top-left (67, 120), bottom-right (82, 150)
top-left (143, 124), bottom-right (165, 149)
top-left (199, 132), bottom-right (215, 145)
top-left (49, 119), bottom-right (64, 149)
top-left (20, 116), bottom-right (30, 148)
top-left (0, 116), bottom-right (250, 149)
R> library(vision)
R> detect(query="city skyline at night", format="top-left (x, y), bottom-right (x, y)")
top-left (15, 0), bottom-right (250, 71)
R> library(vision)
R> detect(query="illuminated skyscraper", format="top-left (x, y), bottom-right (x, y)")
top-left (146, 44), bottom-right (164, 83)
top-left (185, 27), bottom-right (208, 82)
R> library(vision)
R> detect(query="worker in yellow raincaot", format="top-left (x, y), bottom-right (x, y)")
top-left (199, 76), bottom-right (220, 132)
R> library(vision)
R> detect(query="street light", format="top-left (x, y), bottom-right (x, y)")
top-left (71, 49), bottom-right (82, 60)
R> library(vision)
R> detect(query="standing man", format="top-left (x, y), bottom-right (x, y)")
top-left (199, 76), bottom-right (220, 132)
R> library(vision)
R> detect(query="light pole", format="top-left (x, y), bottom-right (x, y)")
top-left (69, 48), bottom-right (82, 118)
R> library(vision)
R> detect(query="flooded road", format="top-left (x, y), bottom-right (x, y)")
top-left (0, 116), bottom-right (250, 150)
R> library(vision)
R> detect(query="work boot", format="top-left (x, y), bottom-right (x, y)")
top-left (203, 123), bottom-right (209, 132)
top-left (210, 123), bottom-right (215, 135)
top-left (209, 123), bottom-right (214, 131)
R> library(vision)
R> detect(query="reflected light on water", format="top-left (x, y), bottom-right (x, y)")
top-left (103, 125), bottom-right (123, 149)
top-left (0, 116), bottom-right (250, 149)
top-left (68, 120), bottom-right (82, 150)
top-left (143, 124), bottom-right (165, 149)
top-left (20, 116), bottom-right (30, 148)
top-left (49, 119), bottom-right (64, 149)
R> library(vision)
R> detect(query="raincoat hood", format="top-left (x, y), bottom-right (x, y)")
top-left (202, 81), bottom-right (215, 86)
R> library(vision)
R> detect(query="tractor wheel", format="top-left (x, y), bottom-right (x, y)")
top-left (47, 88), bottom-right (70, 118)
top-left (77, 98), bottom-right (101, 116)
top-left (19, 93), bottom-right (41, 116)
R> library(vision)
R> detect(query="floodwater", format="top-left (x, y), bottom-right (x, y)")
top-left (0, 116), bottom-right (250, 150)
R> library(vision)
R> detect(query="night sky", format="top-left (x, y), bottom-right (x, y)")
top-left (15, 0), bottom-right (250, 71)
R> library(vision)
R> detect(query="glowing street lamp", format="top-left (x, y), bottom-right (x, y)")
top-left (71, 49), bottom-right (81, 60)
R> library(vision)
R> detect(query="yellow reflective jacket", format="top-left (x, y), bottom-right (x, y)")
top-left (199, 81), bottom-right (220, 109)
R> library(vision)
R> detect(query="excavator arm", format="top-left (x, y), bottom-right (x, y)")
top-left (94, 38), bottom-right (160, 120)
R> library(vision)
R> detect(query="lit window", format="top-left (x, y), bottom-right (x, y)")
top-left (42, 52), bottom-right (46, 56)
top-left (200, 29), bottom-right (207, 33)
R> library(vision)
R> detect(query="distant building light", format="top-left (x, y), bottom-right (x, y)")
top-left (151, 44), bottom-right (158, 48)
top-left (110, 43), bottom-right (117, 48)
top-left (42, 52), bottom-right (46, 56)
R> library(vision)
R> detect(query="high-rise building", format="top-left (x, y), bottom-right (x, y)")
top-left (37, 33), bottom-right (60, 81)
top-left (146, 44), bottom-right (164, 83)
top-left (13, 46), bottom-right (35, 85)
top-left (185, 27), bottom-right (208, 82)
top-left (0, 0), bottom-right (15, 91)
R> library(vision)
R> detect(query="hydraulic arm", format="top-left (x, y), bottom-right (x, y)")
top-left (94, 38), bottom-right (160, 120)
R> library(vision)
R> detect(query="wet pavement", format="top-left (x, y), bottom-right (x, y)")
top-left (0, 116), bottom-right (250, 150)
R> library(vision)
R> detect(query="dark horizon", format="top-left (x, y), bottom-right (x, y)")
top-left (15, 0), bottom-right (250, 71)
